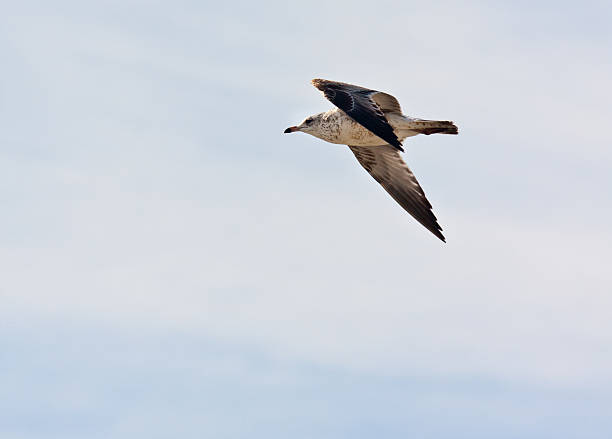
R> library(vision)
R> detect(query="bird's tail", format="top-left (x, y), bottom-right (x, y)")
top-left (406, 120), bottom-right (458, 135)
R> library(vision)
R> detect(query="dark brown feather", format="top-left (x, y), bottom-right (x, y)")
top-left (312, 79), bottom-right (404, 151)
top-left (349, 144), bottom-right (445, 242)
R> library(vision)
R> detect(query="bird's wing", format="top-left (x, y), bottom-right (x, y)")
top-left (312, 79), bottom-right (404, 151)
top-left (371, 92), bottom-right (402, 114)
top-left (348, 144), bottom-right (445, 242)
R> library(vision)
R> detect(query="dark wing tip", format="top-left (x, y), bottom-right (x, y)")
top-left (433, 228), bottom-right (446, 242)
top-left (419, 210), bottom-right (445, 242)
top-left (426, 210), bottom-right (446, 242)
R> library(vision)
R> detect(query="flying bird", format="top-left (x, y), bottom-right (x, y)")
top-left (284, 79), bottom-right (458, 242)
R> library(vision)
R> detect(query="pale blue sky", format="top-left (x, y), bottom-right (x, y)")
top-left (2, 1), bottom-right (612, 438)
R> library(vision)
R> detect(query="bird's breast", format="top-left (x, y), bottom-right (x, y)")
top-left (335, 114), bottom-right (393, 146)
top-left (314, 110), bottom-right (410, 146)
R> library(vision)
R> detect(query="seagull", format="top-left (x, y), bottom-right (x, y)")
top-left (284, 79), bottom-right (458, 242)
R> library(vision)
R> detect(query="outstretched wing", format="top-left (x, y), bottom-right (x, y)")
top-left (312, 78), bottom-right (404, 151)
top-left (349, 144), bottom-right (445, 242)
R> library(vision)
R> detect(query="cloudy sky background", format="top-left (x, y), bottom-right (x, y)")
top-left (2, 1), bottom-right (612, 438)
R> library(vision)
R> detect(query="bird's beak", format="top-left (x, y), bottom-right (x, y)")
top-left (284, 126), bottom-right (299, 133)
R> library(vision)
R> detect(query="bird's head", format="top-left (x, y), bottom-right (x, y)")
top-left (284, 113), bottom-right (324, 135)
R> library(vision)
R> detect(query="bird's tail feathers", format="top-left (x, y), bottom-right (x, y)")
top-left (407, 120), bottom-right (458, 135)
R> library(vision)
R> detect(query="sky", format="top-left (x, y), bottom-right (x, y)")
top-left (1, 1), bottom-right (612, 438)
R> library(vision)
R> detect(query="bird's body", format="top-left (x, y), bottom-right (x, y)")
top-left (284, 79), bottom-right (458, 242)
top-left (302, 108), bottom-right (454, 147)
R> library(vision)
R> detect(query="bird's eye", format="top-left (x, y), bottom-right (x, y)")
top-left (305, 118), bottom-right (314, 124)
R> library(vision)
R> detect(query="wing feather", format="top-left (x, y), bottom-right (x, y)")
top-left (312, 79), bottom-right (404, 151)
top-left (371, 92), bottom-right (402, 114)
top-left (348, 144), bottom-right (445, 242)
